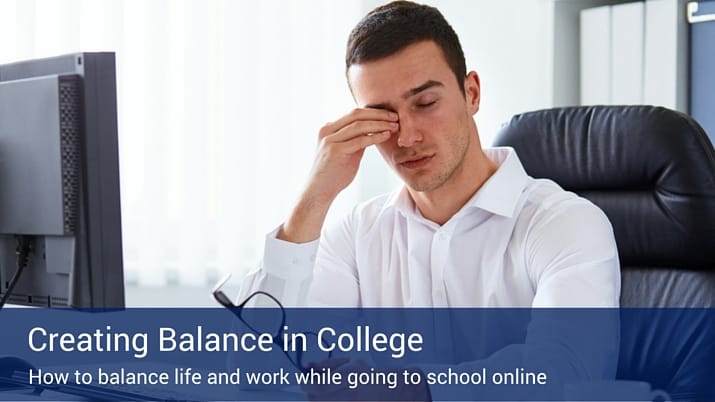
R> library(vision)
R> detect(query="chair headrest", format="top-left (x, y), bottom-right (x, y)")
top-left (493, 105), bottom-right (715, 269)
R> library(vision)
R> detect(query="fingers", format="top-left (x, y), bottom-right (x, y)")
top-left (303, 107), bottom-right (398, 202)
top-left (326, 108), bottom-right (398, 138)
top-left (320, 108), bottom-right (399, 144)
top-left (341, 130), bottom-right (392, 153)
top-left (329, 119), bottom-right (399, 143)
top-left (301, 358), bottom-right (372, 396)
top-left (300, 357), bottom-right (351, 395)
top-left (316, 131), bottom-right (390, 164)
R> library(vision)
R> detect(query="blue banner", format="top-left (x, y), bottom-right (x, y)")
top-left (0, 308), bottom-right (712, 401)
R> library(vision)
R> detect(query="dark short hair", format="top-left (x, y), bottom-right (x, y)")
top-left (345, 1), bottom-right (467, 94)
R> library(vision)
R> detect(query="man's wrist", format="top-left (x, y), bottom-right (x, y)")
top-left (278, 192), bottom-right (333, 243)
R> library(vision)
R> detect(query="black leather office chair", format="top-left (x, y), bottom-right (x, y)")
top-left (493, 105), bottom-right (715, 400)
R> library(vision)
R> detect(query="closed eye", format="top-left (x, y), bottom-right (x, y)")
top-left (417, 100), bottom-right (437, 108)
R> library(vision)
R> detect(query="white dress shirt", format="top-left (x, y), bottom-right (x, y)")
top-left (239, 147), bottom-right (620, 308)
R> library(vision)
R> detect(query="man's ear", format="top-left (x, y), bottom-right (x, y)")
top-left (464, 71), bottom-right (481, 115)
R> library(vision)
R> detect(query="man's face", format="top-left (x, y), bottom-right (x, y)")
top-left (348, 40), bottom-right (480, 193)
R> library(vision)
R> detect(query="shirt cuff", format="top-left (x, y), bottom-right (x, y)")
top-left (262, 225), bottom-right (319, 281)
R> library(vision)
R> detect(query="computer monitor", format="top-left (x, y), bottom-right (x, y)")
top-left (0, 52), bottom-right (124, 308)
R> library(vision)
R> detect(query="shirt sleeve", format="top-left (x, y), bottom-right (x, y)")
top-left (422, 195), bottom-right (622, 400)
top-left (237, 210), bottom-right (361, 307)
top-left (527, 197), bottom-right (621, 308)
top-left (307, 209), bottom-right (361, 307)
top-left (235, 225), bottom-right (317, 307)
top-left (521, 197), bottom-right (621, 390)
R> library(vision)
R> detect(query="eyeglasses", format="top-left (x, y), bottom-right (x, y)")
top-left (212, 273), bottom-right (330, 372)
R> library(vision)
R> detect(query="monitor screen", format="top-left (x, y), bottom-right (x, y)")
top-left (0, 52), bottom-right (124, 308)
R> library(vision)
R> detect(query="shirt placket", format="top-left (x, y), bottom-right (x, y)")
top-left (430, 226), bottom-right (452, 307)
top-left (430, 222), bottom-right (455, 358)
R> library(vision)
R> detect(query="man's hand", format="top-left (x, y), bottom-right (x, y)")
top-left (309, 108), bottom-right (399, 202)
top-left (301, 358), bottom-right (431, 401)
top-left (279, 108), bottom-right (399, 243)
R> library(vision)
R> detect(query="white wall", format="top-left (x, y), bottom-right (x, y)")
top-left (425, 0), bottom-right (554, 146)
top-left (1, 1), bottom-right (567, 302)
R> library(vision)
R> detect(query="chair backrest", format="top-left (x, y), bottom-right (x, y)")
top-left (493, 105), bottom-right (715, 399)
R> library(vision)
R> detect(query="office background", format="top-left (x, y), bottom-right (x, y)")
top-left (0, 0), bottom-right (698, 306)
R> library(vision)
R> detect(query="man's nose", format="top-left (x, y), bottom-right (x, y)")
top-left (396, 117), bottom-right (423, 148)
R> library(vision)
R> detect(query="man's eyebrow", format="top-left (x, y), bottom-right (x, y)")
top-left (401, 80), bottom-right (444, 99)
top-left (364, 80), bottom-right (445, 110)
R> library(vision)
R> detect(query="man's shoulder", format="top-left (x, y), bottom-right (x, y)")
top-left (351, 190), bottom-right (400, 221)
top-left (523, 177), bottom-right (584, 208)
top-left (520, 177), bottom-right (611, 228)
top-left (320, 191), bottom-right (398, 243)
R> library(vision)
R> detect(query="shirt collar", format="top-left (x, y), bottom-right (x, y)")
top-left (386, 147), bottom-right (530, 219)
top-left (467, 147), bottom-right (529, 218)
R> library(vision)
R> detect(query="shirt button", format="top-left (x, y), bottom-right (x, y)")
top-left (291, 258), bottom-right (299, 265)
top-left (434, 289), bottom-right (445, 298)
top-left (309, 254), bottom-right (316, 263)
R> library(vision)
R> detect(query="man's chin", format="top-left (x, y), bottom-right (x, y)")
top-left (403, 177), bottom-right (441, 193)
top-left (393, 165), bottom-right (446, 193)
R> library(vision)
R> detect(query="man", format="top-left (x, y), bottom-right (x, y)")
top-left (230, 3), bottom-right (622, 399)
top-left (239, 0), bottom-right (620, 308)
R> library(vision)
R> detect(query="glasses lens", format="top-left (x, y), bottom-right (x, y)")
top-left (238, 292), bottom-right (284, 337)
top-left (296, 332), bottom-right (331, 371)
